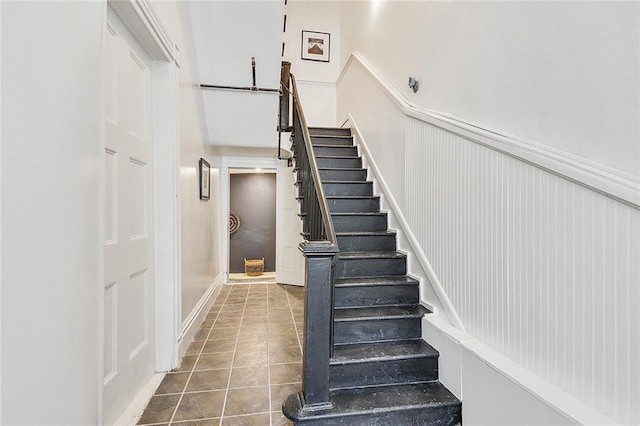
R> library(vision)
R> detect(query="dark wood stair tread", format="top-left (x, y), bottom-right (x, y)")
top-left (313, 144), bottom-right (356, 148)
top-left (338, 251), bottom-right (406, 260)
top-left (323, 180), bottom-right (372, 184)
top-left (326, 195), bottom-right (379, 199)
top-left (283, 382), bottom-right (460, 422)
top-left (335, 276), bottom-right (419, 287)
top-left (336, 231), bottom-right (396, 236)
top-left (331, 340), bottom-right (438, 365)
top-left (318, 167), bottom-right (365, 171)
top-left (331, 212), bottom-right (386, 216)
top-left (334, 305), bottom-right (429, 321)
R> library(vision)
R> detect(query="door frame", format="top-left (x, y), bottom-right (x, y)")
top-left (220, 156), bottom-right (284, 282)
top-left (101, 0), bottom-right (181, 422)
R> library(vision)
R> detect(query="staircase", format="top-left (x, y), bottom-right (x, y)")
top-left (283, 127), bottom-right (462, 425)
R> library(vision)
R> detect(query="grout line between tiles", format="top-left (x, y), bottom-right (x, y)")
top-left (218, 285), bottom-right (250, 423)
top-left (141, 284), bottom-right (300, 426)
top-left (267, 284), bottom-right (273, 426)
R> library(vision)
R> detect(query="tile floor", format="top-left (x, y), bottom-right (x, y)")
top-left (138, 283), bottom-right (303, 425)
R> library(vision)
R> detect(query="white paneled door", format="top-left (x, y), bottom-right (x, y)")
top-left (276, 164), bottom-right (305, 286)
top-left (103, 8), bottom-right (155, 424)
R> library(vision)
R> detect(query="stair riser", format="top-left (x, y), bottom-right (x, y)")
top-left (335, 257), bottom-right (406, 278)
top-left (316, 157), bottom-right (362, 169)
top-left (328, 198), bottom-right (379, 213)
top-left (330, 357), bottom-right (438, 389)
top-left (334, 317), bottom-right (421, 343)
top-left (309, 128), bottom-right (352, 137)
top-left (311, 136), bottom-right (354, 146)
top-left (332, 215), bottom-right (388, 232)
top-left (288, 405), bottom-right (461, 426)
top-left (334, 284), bottom-right (419, 308)
top-left (323, 182), bottom-right (373, 196)
top-left (314, 146), bottom-right (358, 157)
top-left (319, 169), bottom-right (367, 181)
top-left (337, 234), bottom-right (396, 252)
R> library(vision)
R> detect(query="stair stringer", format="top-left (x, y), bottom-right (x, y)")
top-left (345, 113), bottom-right (466, 333)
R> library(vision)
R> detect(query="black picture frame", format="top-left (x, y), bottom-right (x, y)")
top-left (301, 30), bottom-right (330, 62)
top-left (199, 158), bottom-right (210, 200)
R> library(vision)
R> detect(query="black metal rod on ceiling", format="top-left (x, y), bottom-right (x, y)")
top-left (199, 84), bottom-right (279, 93)
top-left (200, 57), bottom-right (280, 93)
top-left (251, 57), bottom-right (257, 90)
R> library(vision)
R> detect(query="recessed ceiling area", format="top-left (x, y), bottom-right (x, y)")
top-left (189, 1), bottom-right (285, 149)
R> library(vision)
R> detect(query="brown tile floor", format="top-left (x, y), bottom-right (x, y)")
top-left (138, 283), bottom-right (303, 425)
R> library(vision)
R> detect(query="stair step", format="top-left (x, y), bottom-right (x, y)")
top-left (332, 339), bottom-right (438, 364)
top-left (334, 276), bottom-right (420, 307)
top-left (314, 145), bottom-right (358, 157)
top-left (333, 305), bottom-right (426, 344)
top-left (330, 340), bottom-right (439, 389)
top-left (335, 251), bottom-right (407, 278)
top-left (327, 196), bottom-right (380, 213)
top-left (283, 382), bottom-right (462, 425)
top-left (311, 135), bottom-right (354, 146)
top-left (316, 156), bottom-right (362, 169)
top-left (308, 127), bottom-right (352, 137)
top-left (323, 181), bottom-right (373, 196)
top-left (336, 231), bottom-right (396, 252)
top-left (319, 168), bottom-right (367, 182)
top-left (331, 212), bottom-right (388, 232)
top-left (334, 305), bottom-right (428, 321)
top-left (291, 125), bottom-right (462, 425)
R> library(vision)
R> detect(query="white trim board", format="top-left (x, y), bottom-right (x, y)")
top-left (338, 52), bottom-right (640, 209)
top-left (109, 0), bottom-right (177, 64)
top-left (114, 373), bottom-right (165, 426)
top-left (422, 314), bottom-right (617, 426)
top-left (296, 79), bottom-right (336, 88)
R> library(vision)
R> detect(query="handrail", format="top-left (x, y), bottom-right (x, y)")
top-left (282, 67), bottom-right (339, 412)
top-left (289, 73), bottom-right (337, 245)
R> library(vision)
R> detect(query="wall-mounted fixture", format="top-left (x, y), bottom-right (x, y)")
top-left (408, 76), bottom-right (419, 93)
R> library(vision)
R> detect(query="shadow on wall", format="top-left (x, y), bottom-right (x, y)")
top-left (229, 172), bottom-right (277, 273)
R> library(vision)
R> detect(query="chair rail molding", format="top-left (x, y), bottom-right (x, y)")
top-left (337, 52), bottom-right (640, 209)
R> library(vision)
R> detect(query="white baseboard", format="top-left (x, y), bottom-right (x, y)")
top-left (113, 373), bottom-right (165, 426)
top-left (423, 314), bottom-right (617, 426)
top-left (177, 273), bottom-right (224, 359)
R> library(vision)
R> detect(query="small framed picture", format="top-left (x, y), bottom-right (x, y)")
top-left (301, 30), bottom-right (330, 62)
top-left (199, 158), bottom-right (210, 200)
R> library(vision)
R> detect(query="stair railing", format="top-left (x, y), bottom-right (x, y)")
top-left (282, 69), bottom-right (339, 412)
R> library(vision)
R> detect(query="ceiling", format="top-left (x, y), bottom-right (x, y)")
top-left (188, 1), bottom-right (285, 149)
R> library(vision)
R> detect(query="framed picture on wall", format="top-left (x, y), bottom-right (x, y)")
top-left (199, 158), bottom-right (210, 200)
top-left (301, 30), bottom-right (330, 62)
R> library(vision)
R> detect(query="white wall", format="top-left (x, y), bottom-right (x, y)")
top-left (338, 38), bottom-right (640, 426)
top-left (283, 0), bottom-right (341, 126)
top-left (1, 2), bottom-right (104, 423)
top-left (340, 1), bottom-right (640, 178)
top-left (189, 1), bottom-right (284, 148)
top-left (153, 2), bottom-right (223, 325)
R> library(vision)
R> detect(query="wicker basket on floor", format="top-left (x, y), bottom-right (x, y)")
top-left (244, 258), bottom-right (264, 276)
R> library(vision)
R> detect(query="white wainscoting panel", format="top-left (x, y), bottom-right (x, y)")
top-left (338, 56), bottom-right (640, 424)
top-left (295, 80), bottom-right (337, 128)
